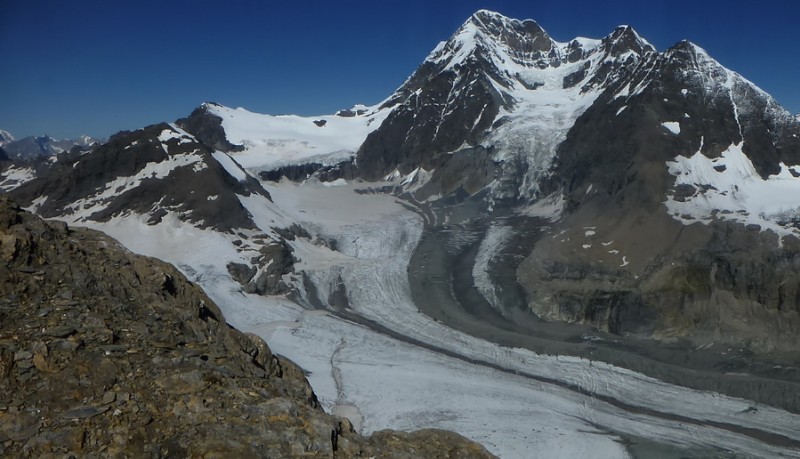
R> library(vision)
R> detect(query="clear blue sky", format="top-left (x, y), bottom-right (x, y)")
top-left (1, 0), bottom-right (798, 139)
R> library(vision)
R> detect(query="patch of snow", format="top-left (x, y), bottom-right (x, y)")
top-left (620, 256), bottom-right (629, 267)
top-left (662, 122), bottom-right (681, 134)
top-left (322, 178), bottom-right (348, 187)
top-left (585, 229), bottom-right (596, 237)
top-left (211, 151), bottom-right (248, 182)
top-left (26, 196), bottom-right (48, 213)
top-left (616, 106), bottom-right (627, 116)
top-left (0, 166), bottom-right (36, 191)
top-left (158, 125), bottom-right (196, 153)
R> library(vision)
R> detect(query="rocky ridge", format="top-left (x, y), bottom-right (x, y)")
top-left (9, 123), bottom-right (269, 232)
top-left (0, 197), bottom-right (494, 458)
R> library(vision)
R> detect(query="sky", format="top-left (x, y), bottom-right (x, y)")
top-left (1, 0), bottom-right (798, 139)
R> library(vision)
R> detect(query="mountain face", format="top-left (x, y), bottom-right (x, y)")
top-left (1, 133), bottom-right (100, 161)
top-left (356, 10), bottom-right (656, 202)
top-left (10, 123), bottom-right (269, 231)
top-left (517, 41), bottom-right (800, 350)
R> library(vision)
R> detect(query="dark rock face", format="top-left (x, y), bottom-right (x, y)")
top-left (8, 123), bottom-right (270, 232)
top-left (0, 198), bottom-right (495, 458)
top-left (176, 102), bottom-right (244, 153)
top-left (259, 159), bottom-right (358, 183)
top-left (355, 51), bottom-right (502, 180)
top-left (336, 108), bottom-right (367, 117)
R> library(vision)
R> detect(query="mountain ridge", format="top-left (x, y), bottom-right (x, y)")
top-left (0, 131), bottom-right (101, 161)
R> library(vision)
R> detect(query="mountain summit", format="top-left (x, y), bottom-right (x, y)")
top-left (355, 11), bottom-right (659, 202)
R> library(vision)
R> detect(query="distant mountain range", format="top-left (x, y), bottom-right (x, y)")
top-left (0, 130), bottom-right (100, 161)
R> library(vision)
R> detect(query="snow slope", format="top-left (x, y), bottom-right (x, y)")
top-left (205, 103), bottom-right (391, 172)
top-left (666, 141), bottom-right (800, 238)
top-left (0, 166), bottom-right (36, 192)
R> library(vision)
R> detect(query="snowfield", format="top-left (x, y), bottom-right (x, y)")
top-left (204, 103), bottom-right (392, 172)
top-left (666, 140), bottom-right (800, 238)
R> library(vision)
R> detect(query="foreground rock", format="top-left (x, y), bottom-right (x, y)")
top-left (0, 197), bottom-right (494, 458)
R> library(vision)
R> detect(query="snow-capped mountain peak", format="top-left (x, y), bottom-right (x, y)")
top-left (426, 10), bottom-right (560, 76)
top-left (0, 133), bottom-right (101, 161)
top-left (0, 130), bottom-right (15, 146)
top-left (602, 25), bottom-right (655, 57)
top-left (359, 10), bottom-right (657, 197)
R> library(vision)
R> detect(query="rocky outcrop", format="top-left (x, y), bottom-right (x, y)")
top-left (227, 239), bottom-right (295, 295)
top-left (258, 159), bottom-right (358, 183)
top-left (176, 102), bottom-right (244, 153)
top-left (9, 123), bottom-right (270, 232)
top-left (0, 197), bottom-right (494, 458)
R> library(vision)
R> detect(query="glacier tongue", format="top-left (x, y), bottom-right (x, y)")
top-left (243, 180), bottom-right (800, 458)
